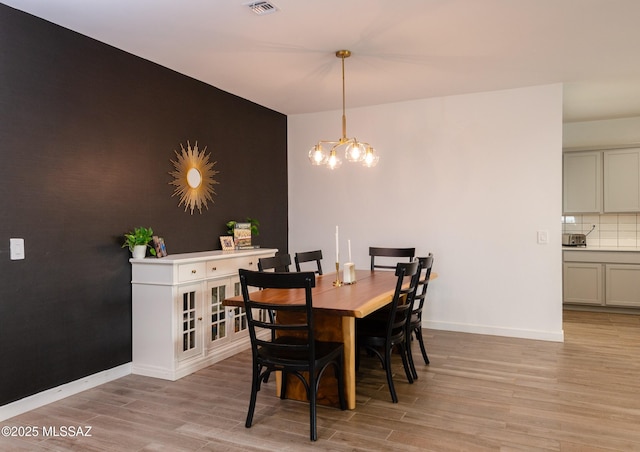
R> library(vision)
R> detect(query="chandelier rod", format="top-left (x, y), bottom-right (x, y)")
top-left (337, 50), bottom-right (351, 141)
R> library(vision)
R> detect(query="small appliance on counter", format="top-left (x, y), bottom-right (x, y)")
top-left (562, 225), bottom-right (595, 247)
top-left (562, 233), bottom-right (586, 247)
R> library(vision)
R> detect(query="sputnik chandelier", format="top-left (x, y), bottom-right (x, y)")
top-left (308, 50), bottom-right (379, 169)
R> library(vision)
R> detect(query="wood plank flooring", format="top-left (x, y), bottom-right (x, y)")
top-left (2, 310), bottom-right (640, 451)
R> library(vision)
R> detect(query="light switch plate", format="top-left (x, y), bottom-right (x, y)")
top-left (10, 238), bottom-right (25, 260)
top-left (537, 230), bottom-right (549, 244)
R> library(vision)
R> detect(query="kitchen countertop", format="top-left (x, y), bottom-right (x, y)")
top-left (562, 246), bottom-right (640, 252)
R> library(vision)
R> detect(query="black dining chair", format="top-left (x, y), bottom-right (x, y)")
top-left (356, 260), bottom-right (421, 403)
top-left (257, 253), bottom-right (293, 372)
top-left (239, 269), bottom-right (346, 441)
top-left (258, 254), bottom-right (291, 272)
top-left (406, 254), bottom-right (435, 380)
top-left (369, 247), bottom-right (415, 270)
top-left (294, 250), bottom-right (323, 275)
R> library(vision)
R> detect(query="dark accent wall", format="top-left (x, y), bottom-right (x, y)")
top-left (0, 4), bottom-right (288, 406)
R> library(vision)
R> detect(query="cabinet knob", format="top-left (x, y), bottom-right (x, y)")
top-left (249, 261), bottom-right (253, 265)
top-left (191, 269), bottom-right (197, 274)
top-left (211, 266), bottom-right (217, 271)
top-left (198, 317), bottom-right (202, 321)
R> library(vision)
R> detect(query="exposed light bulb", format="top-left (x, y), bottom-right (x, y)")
top-left (326, 150), bottom-right (342, 170)
top-left (345, 141), bottom-right (366, 162)
top-left (362, 147), bottom-right (379, 168)
top-left (308, 145), bottom-right (327, 165)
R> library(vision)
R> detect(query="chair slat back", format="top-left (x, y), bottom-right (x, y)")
top-left (239, 269), bottom-right (316, 363)
top-left (294, 250), bottom-right (323, 275)
top-left (386, 261), bottom-right (421, 339)
top-left (258, 254), bottom-right (292, 272)
top-left (413, 254), bottom-right (434, 317)
top-left (369, 247), bottom-right (415, 270)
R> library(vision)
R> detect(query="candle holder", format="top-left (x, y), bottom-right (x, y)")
top-left (343, 262), bottom-right (356, 284)
top-left (333, 262), bottom-right (343, 287)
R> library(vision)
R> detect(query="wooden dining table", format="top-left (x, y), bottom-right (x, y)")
top-left (223, 268), bottom-right (437, 409)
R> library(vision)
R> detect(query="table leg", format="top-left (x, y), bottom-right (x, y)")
top-left (274, 312), bottom-right (356, 409)
top-left (341, 316), bottom-right (356, 409)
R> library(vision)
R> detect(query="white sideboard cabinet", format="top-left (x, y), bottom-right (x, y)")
top-left (130, 248), bottom-right (277, 380)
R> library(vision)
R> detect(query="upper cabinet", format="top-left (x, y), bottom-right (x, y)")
top-left (563, 151), bottom-right (602, 214)
top-left (563, 147), bottom-right (640, 214)
top-left (604, 148), bottom-right (640, 212)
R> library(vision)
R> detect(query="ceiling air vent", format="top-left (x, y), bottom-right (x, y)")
top-left (244, 1), bottom-right (279, 16)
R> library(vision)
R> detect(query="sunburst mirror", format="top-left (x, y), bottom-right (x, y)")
top-left (169, 141), bottom-right (219, 214)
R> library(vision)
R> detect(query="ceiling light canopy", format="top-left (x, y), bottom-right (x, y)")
top-left (308, 50), bottom-right (379, 170)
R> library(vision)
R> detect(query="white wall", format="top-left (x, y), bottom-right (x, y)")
top-left (288, 84), bottom-right (564, 341)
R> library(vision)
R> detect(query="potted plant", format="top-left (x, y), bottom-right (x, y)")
top-left (122, 226), bottom-right (157, 258)
top-left (226, 218), bottom-right (260, 237)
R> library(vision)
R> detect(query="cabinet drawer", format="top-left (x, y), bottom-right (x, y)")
top-left (206, 258), bottom-right (238, 278)
top-left (178, 262), bottom-right (206, 282)
top-left (206, 256), bottom-right (259, 277)
top-left (234, 256), bottom-right (260, 271)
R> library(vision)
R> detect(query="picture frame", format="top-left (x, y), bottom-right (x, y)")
top-left (233, 222), bottom-right (252, 248)
top-left (220, 235), bottom-right (235, 251)
top-left (153, 236), bottom-right (168, 257)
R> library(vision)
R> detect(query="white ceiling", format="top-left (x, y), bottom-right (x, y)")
top-left (4, 0), bottom-right (640, 122)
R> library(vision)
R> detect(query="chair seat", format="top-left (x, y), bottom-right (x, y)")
top-left (258, 338), bottom-right (344, 369)
top-left (357, 318), bottom-right (403, 341)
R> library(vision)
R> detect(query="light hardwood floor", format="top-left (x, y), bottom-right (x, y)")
top-left (2, 310), bottom-right (640, 451)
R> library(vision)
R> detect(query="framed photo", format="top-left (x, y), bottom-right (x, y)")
top-left (233, 222), bottom-right (252, 248)
top-left (153, 236), bottom-right (168, 257)
top-left (220, 236), bottom-right (235, 251)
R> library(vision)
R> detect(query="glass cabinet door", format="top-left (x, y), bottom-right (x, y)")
top-left (178, 284), bottom-right (202, 360)
top-left (229, 278), bottom-right (248, 336)
top-left (208, 280), bottom-right (228, 346)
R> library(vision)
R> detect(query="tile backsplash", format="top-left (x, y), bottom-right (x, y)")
top-left (562, 214), bottom-right (640, 247)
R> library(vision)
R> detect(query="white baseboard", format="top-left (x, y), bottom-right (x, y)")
top-left (0, 363), bottom-right (132, 422)
top-left (423, 320), bottom-right (564, 342)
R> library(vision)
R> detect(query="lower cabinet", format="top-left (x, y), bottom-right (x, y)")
top-left (131, 248), bottom-right (277, 380)
top-left (563, 250), bottom-right (640, 309)
top-left (563, 262), bottom-right (604, 305)
top-left (605, 264), bottom-right (640, 307)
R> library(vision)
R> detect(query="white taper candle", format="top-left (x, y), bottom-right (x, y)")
top-left (335, 225), bottom-right (339, 263)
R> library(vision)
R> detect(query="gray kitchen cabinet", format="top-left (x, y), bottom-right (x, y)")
top-left (605, 264), bottom-right (640, 307)
top-left (563, 151), bottom-right (602, 214)
top-left (563, 262), bottom-right (604, 305)
top-left (603, 148), bottom-right (640, 212)
top-left (563, 250), bottom-right (640, 309)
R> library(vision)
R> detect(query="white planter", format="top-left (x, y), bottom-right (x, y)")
top-left (132, 245), bottom-right (147, 259)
